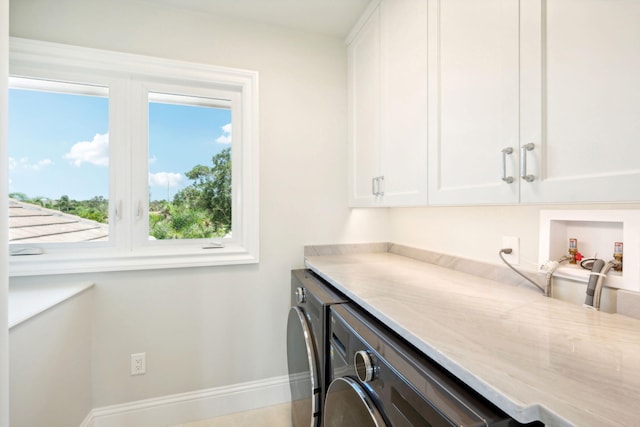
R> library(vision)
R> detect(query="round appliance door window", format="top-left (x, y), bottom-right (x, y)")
top-left (286, 306), bottom-right (320, 427)
top-left (324, 377), bottom-right (388, 427)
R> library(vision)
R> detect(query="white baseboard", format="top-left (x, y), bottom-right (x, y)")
top-left (80, 375), bottom-right (291, 427)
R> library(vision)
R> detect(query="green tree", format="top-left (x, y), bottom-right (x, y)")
top-left (9, 192), bottom-right (28, 202)
top-left (177, 147), bottom-right (231, 234)
top-left (150, 147), bottom-right (231, 239)
top-left (57, 195), bottom-right (72, 213)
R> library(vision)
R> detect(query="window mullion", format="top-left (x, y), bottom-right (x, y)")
top-left (109, 78), bottom-right (136, 251)
top-left (129, 80), bottom-right (151, 248)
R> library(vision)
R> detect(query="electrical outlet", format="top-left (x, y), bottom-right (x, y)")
top-left (502, 236), bottom-right (520, 265)
top-left (131, 353), bottom-right (146, 375)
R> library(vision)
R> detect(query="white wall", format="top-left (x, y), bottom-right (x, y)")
top-left (9, 288), bottom-right (93, 427)
top-left (9, 0), bottom-right (388, 416)
top-left (8, 0), bottom-right (640, 424)
top-left (1, 0), bottom-right (10, 425)
top-left (388, 203), bottom-right (640, 309)
top-left (390, 204), bottom-right (546, 267)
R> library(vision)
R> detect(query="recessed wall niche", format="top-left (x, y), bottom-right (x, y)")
top-left (539, 210), bottom-right (640, 292)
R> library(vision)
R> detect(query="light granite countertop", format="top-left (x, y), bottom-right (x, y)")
top-left (304, 244), bottom-right (640, 427)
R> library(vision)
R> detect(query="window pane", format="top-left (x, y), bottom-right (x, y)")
top-left (148, 93), bottom-right (232, 240)
top-left (8, 80), bottom-right (110, 244)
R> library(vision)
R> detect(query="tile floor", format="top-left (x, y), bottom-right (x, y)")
top-left (170, 402), bottom-right (292, 427)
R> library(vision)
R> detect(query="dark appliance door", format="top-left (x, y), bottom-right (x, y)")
top-left (287, 306), bottom-right (320, 427)
top-left (324, 376), bottom-right (388, 427)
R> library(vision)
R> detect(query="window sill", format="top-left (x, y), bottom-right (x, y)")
top-left (9, 244), bottom-right (259, 277)
top-left (9, 281), bottom-right (94, 329)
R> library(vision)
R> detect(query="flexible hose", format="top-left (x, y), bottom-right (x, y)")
top-left (542, 256), bottom-right (572, 297)
top-left (544, 272), bottom-right (553, 297)
top-left (593, 260), bottom-right (620, 310)
top-left (499, 249), bottom-right (545, 294)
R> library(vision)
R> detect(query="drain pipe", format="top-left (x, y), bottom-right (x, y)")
top-left (584, 259), bottom-right (606, 307)
top-left (588, 259), bottom-right (621, 310)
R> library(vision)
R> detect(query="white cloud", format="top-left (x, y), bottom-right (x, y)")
top-left (216, 123), bottom-right (232, 144)
top-left (149, 155), bottom-right (158, 164)
top-left (149, 172), bottom-right (185, 188)
top-left (9, 156), bottom-right (53, 171)
top-left (64, 133), bottom-right (109, 167)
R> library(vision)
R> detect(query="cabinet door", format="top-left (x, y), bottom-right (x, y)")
top-left (379, 0), bottom-right (428, 206)
top-left (348, 6), bottom-right (381, 207)
top-left (427, 0), bottom-right (520, 205)
top-left (521, 0), bottom-right (640, 203)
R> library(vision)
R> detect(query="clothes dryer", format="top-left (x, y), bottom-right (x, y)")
top-left (287, 269), bottom-right (347, 427)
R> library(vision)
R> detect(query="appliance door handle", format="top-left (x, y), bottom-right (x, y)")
top-left (520, 143), bottom-right (535, 182)
top-left (501, 147), bottom-right (514, 183)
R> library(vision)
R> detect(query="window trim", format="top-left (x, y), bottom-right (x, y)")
top-left (8, 37), bottom-right (259, 276)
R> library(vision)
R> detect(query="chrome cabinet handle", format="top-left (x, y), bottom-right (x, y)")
top-left (520, 143), bottom-right (535, 182)
top-left (371, 177), bottom-right (378, 196)
top-left (501, 147), bottom-right (514, 183)
top-left (371, 176), bottom-right (384, 196)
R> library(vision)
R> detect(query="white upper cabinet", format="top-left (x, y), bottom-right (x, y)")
top-left (348, 0), bottom-right (640, 207)
top-left (348, 5), bottom-right (381, 207)
top-left (427, 0), bottom-right (520, 205)
top-left (378, 0), bottom-right (429, 206)
top-left (520, 0), bottom-right (640, 203)
top-left (348, 0), bottom-right (428, 207)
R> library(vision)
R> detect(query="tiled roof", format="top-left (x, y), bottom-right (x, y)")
top-left (9, 199), bottom-right (109, 243)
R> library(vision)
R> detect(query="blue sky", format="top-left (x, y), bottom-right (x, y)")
top-left (8, 88), bottom-right (231, 201)
top-left (148, 101), bottom-right (231, 201)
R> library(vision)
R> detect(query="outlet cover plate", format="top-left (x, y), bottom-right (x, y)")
top-left (502, 236), bottom-right (520, 265)
top-left (131, 352), bottom-right (146, 375)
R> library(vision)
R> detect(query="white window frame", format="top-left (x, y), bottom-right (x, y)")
top-left (8, 37), bottom-right (259, 276)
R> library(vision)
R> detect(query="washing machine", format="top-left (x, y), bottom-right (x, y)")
top-left (287, 269), bottom-right (347, 427)
top-left (325, 304), bottom-right (543, 426)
